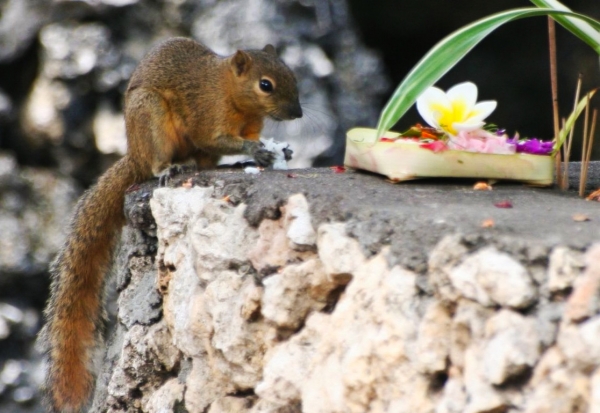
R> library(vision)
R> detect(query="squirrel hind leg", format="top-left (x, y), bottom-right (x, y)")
top-left (192, 151), bottom-right (220, 170)
top-left (125, 87), bottom-right (188, 177)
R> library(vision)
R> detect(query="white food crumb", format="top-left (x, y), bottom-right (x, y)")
top-left (260, 137), bottom-right (291, 170)
top-left (244, 166), bottom-right (261, 174)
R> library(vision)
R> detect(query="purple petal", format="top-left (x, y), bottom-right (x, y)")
top-left (515, 138), bottom-right (553, 155)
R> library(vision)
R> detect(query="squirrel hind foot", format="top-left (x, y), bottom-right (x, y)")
top-left (157, 164), bottom-right (193, 187)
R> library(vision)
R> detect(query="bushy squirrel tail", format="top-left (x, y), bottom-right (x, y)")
top-left (40, 155), bottom-right (141, 413)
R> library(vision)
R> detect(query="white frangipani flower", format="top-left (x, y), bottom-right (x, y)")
top-left (416, 82), bottom-right (497, 135)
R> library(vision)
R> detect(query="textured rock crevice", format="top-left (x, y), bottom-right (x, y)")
top-left (91, 168), bottom-right (600, 413)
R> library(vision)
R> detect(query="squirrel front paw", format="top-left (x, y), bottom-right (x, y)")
top-left (245, 141), bottom-right (276, 167)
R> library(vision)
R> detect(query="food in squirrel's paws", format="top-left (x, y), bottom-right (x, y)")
top-left (260, 137), bottom-right (293, 170)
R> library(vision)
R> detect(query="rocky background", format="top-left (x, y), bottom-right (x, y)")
top-left (0, 0), bottom-right (599, 412)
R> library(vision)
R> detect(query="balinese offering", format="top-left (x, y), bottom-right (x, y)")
top-left (345, 82), bottom-right (554, 185)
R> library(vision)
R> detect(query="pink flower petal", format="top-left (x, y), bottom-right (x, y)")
top-left (420, 141), bottom-right (448, 152)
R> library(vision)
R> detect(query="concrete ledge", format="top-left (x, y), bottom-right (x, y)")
top-left (91, 167), bottom-right (600, 413)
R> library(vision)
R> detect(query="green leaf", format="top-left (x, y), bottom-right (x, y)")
top-left (374, 8), bottom-right (600, 143)
top-left (553, 89), bottom-right (597, 154)
top-left (530, 0), bottom-right (600, 52)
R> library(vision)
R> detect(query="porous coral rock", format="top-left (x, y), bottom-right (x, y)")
top-left (204, 270), bottom-right (269, 389)
top-left (448, 247), bottom-right (537, 309)
top-left (283, 193), bottom-right (316, 250)
top-left (448, 299), bottom-right (494, 370)
top-left (256, 313), bottom-right (326, 407)
top-left (184, 356), bottom-right (236, 413)
top-left (481, 310), bottom-right (541, 385)
top-left (565, 244), bottom-right (600, 322)
top-left (142, 378), bottom-right (184, 413)
top-left (208, 396), bottom-right (256, 413)
top-left (248, 207), bottom-right (313, 273)
top-left (548, 246), bottom-right (585, 293)
top-left (416, 301), bottom-right (452, 375)
top-left (261, 258), bottom-right (329, 330)
top-left (317, 222), bottom-right (366, 282)
top-left (463, 347), bottom-right (506, 413)
top-left (91, 185), bottom-right (600, 413)
top-left (302, 253), bottom-right (429, 413)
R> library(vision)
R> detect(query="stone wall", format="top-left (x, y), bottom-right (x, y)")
top-left (90, 168), bottom-right (600, 413)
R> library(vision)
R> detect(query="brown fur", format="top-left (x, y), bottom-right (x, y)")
top-left (41, 37), bottom-right (301, 412)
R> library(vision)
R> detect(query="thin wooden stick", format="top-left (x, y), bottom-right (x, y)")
top-left (587, 110), bottom-right (597, 163)
top-left (548, 17), bottom-right (562, 188)
top-left (579, 102), bottom-right (590, 197)
top-left (555, 147), bottom-right (562, 189)
top-left (561, 117), bottom-right (567, 172)
top-left (563, 75), bottom-right (583, 189)
top-left (582, 109), bottom-right (598, 195)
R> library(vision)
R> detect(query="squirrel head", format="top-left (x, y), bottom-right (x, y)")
top-left (228, 45), bottom-right (303, 121)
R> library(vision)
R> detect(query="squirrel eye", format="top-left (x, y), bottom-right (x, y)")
top-left (259, 78), bottom-right (274, 93)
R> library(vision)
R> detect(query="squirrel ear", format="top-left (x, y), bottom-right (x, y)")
top-left (232, 50), bottom-right (252, 76)
top-left (262, 44), bottom-right (277, 56)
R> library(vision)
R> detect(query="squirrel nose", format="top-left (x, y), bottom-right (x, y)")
top-left (288, 102), bottom-right (303, 119)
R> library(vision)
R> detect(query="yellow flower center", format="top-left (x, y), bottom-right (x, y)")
top-left (431, 99), bottom-right (470, 135)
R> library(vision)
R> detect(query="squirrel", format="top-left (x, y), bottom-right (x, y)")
top-left (39, 37), bottom-right (302, 413)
